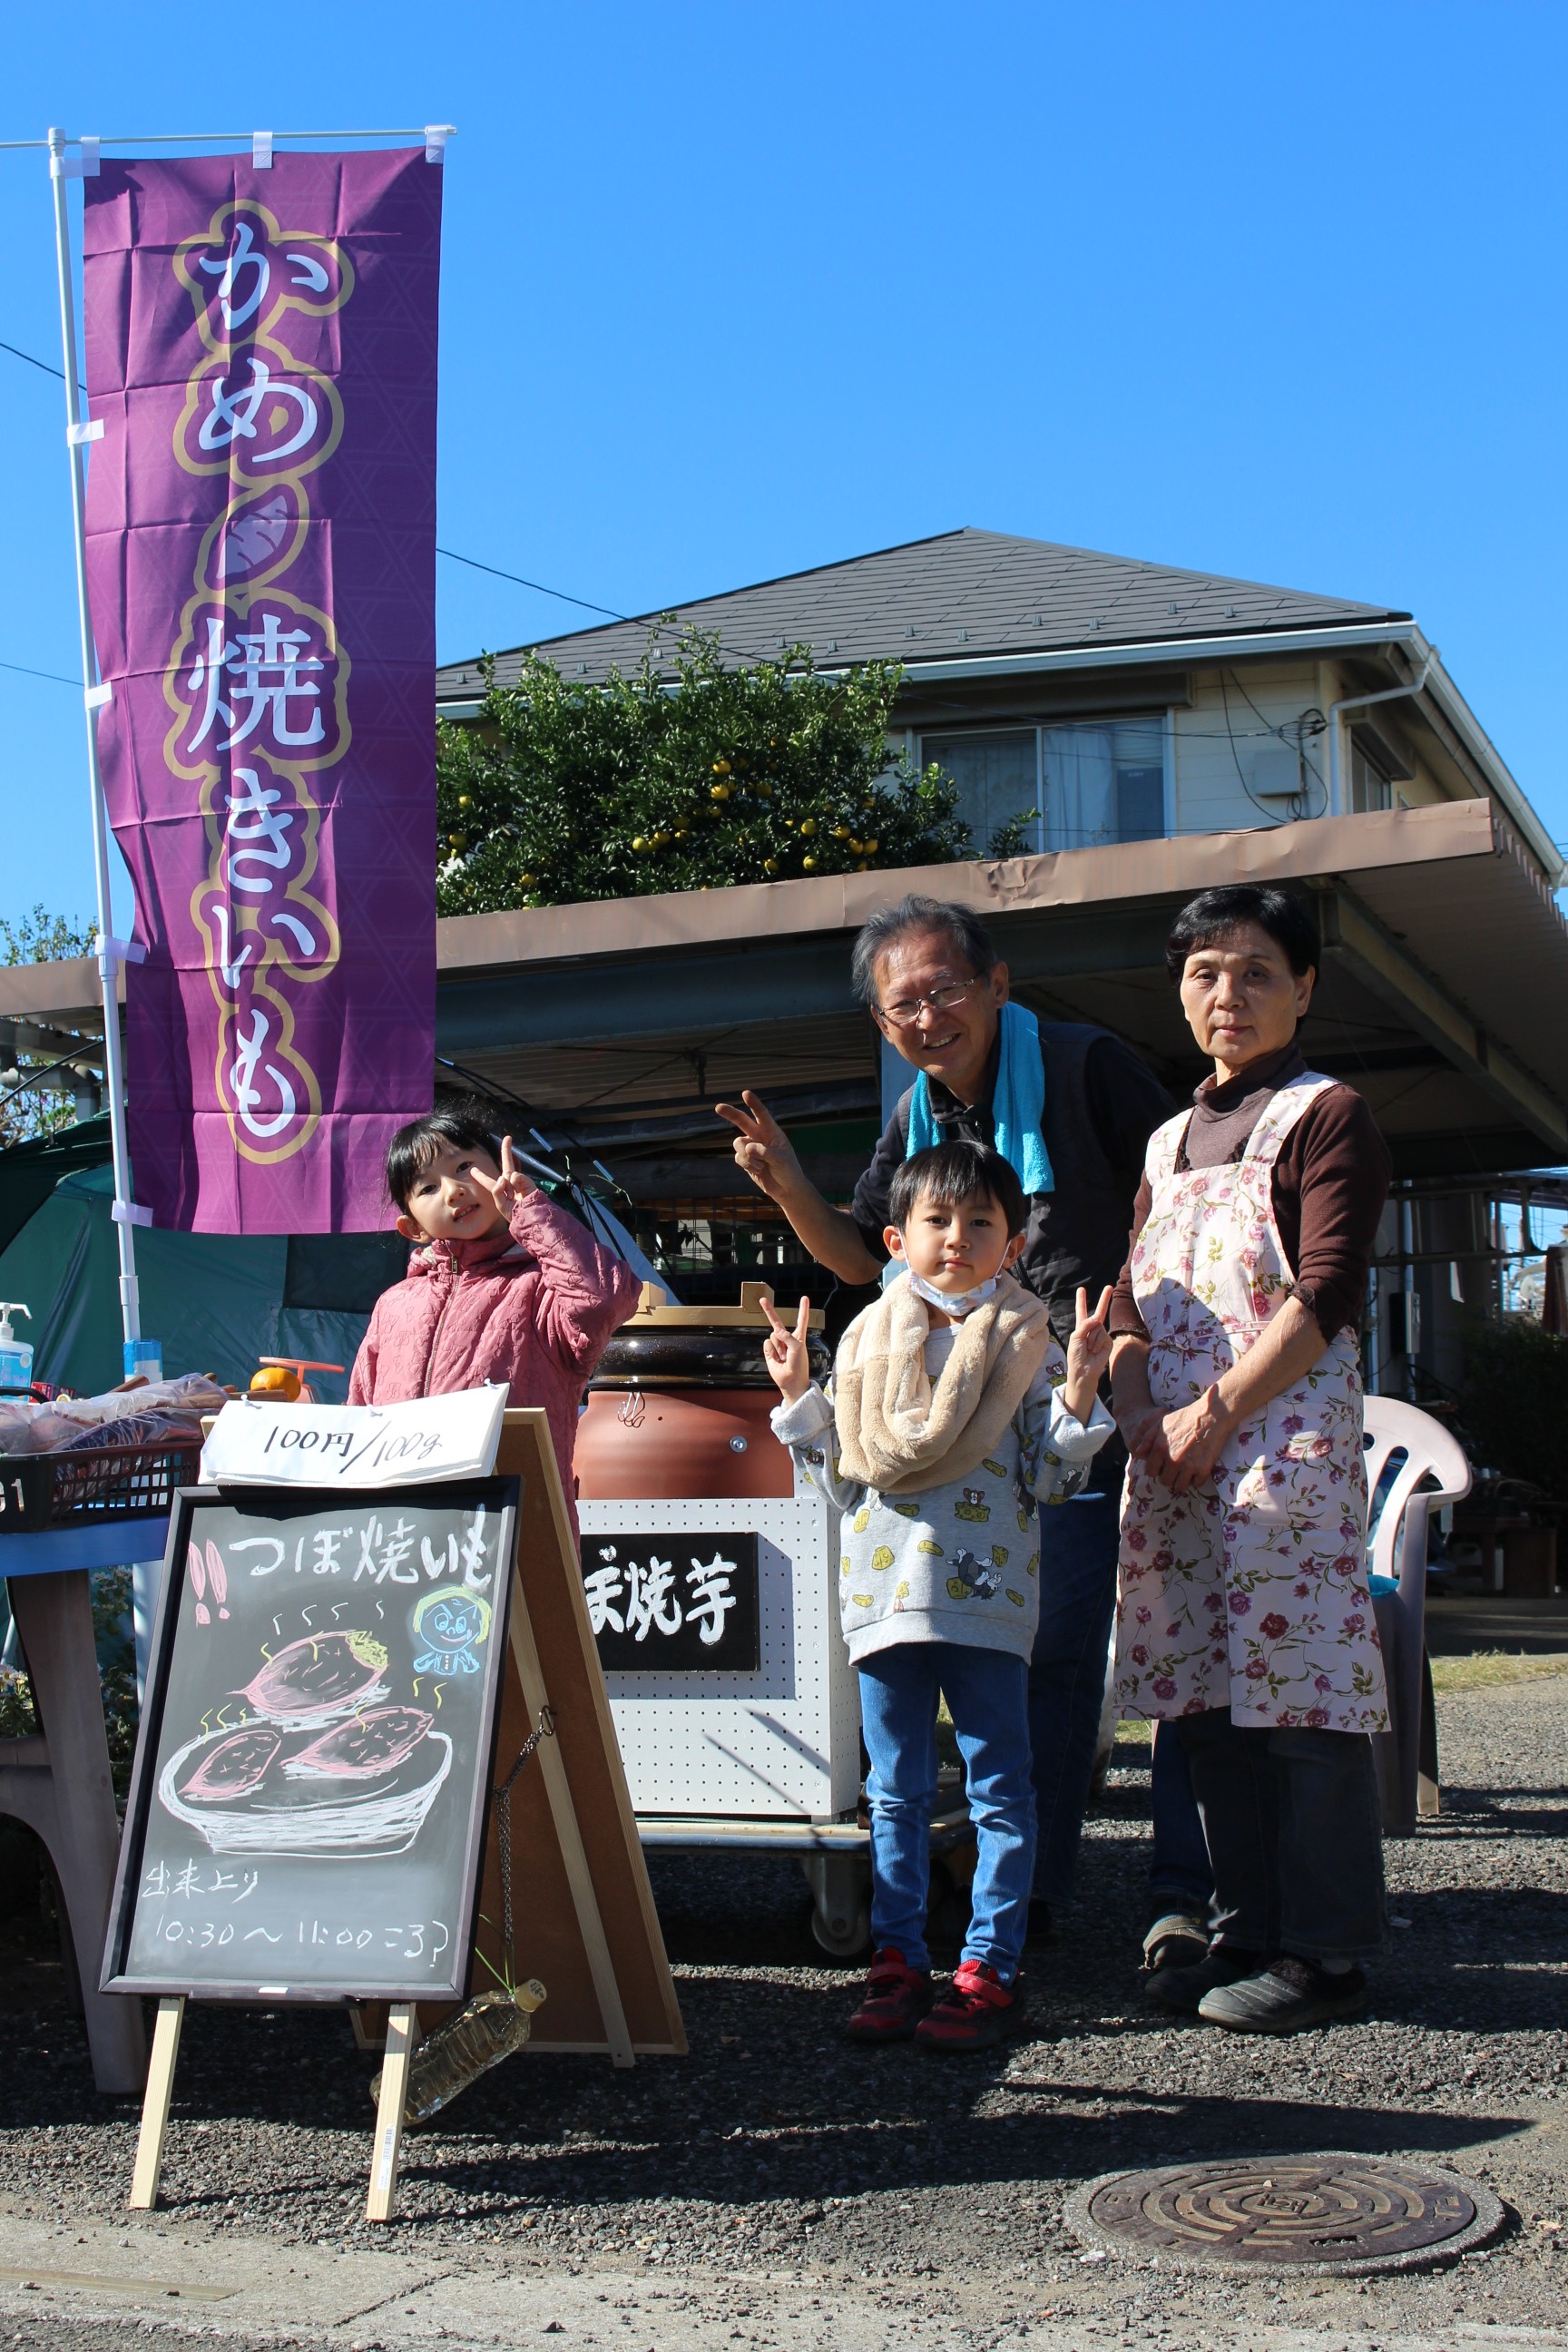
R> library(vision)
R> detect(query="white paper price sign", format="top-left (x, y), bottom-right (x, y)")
top-left (200, 1387), bottom-right (507, 1490)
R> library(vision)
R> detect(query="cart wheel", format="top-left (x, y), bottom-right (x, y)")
top-left (799, 1855), bottom-right (872, 1962)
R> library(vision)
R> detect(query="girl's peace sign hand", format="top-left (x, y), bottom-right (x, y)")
top-left (760, 1293), bottom-right (814, 1404)
top-left (469, 1133), bottom-right (535, 1222)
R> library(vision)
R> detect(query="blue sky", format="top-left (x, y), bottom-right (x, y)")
top-left (3, 0), bottom-right (1564, 930)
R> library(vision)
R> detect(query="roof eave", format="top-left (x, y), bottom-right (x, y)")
top-left (1402, 627), bottom-right (1563, 885)
top-left (436, 615), bottom-right (1563, 887)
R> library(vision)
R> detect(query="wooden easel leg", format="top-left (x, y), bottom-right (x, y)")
top-left (507, 1594), bottom-right (635, 2068)
top-left (367, 2001), bottom-right (416, 2223)
top-left (129, 1996), bottom-right (185, 2210)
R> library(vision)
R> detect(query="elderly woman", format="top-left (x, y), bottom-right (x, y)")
top-left (1109, 884), bottom-right (1391, 2035)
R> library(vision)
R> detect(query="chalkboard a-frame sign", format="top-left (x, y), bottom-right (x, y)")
top-left (103, 1479), bottom-right (518, 2003)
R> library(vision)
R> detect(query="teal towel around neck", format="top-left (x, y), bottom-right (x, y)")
top-left (904, 999), bottom-right (1054, 1195)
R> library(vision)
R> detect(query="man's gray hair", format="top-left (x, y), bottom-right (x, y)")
top-left (849, 895), bottom-right (1001, 1008)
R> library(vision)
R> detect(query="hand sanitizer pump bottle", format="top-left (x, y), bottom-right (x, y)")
top-left (0, 1303), bottom-right (34, 1394)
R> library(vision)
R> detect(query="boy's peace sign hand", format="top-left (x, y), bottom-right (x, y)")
top-left (469, 1133), bottom-right (535, 1222)
top-left (760, 1293), bottom-right (814, 1405)
top-left (1070, 1284), bottom-right (1113, 1381)
top-left (1062, 1283), bottom-right (1113, 1428)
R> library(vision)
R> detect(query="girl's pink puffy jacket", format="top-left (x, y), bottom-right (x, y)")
top-left (348, 1190), bottom-right (641, 1526)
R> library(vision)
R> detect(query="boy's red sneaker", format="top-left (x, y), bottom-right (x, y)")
top-left (846, 1948), bottom-right (935, 2043)
top-left (914, 1959), bottom-right (1026, 2053)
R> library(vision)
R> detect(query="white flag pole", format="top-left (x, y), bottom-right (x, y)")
top-left (46, 123), bottom-right (143, 1354)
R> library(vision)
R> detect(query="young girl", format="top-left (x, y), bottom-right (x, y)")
top-left (348, 1101), bottom-right (641, 1523)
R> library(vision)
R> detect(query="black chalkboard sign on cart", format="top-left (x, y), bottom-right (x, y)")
top-left (103, 1475), bottom-right (518, 2220)
top-left (102, 1407), bottom-right (686, 2226)
top-left (104, 1479), bottom-right (518, 2004)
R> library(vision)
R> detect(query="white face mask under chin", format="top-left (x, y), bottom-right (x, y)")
top-left (906, 1269), bottom-right (1002, 1318)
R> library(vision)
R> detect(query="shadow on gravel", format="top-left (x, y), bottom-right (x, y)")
top-left (339, 2090), bottom-right (1536, 2224)
top-left (1426, 1794), bottom-right (1568, 1837)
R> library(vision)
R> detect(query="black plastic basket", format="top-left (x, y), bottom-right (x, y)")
top-left (0, 1436), bottom-right (202, 1535)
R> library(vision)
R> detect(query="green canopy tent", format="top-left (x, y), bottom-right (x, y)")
top-left (0, 1122), bottom-right (406, 1400)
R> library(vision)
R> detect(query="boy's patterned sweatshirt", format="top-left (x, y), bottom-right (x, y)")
top-left (770, 1321), bottom-right (1113, 1667)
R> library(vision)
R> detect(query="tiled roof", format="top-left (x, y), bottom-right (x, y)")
top-left (436, 525), bottom-right (1409, 697)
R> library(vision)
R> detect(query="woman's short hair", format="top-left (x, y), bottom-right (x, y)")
top-left (385, 1094), bottom-right (500, 1210)
top-left (1164, 885), bottom-right (1321, 984)
top-left (850, 895), bottom-right (1000, 1008)
top-left (887, 1141), bottom-right (1028, 1240)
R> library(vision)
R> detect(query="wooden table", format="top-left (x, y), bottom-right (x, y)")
top-left (1, 1518), bottom-right (163, 2093)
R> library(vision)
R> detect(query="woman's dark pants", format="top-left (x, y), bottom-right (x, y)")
top-left (1173, 1705), bottom-right (1387, 1965)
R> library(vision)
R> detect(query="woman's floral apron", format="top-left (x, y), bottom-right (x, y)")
top-left (1114, 1074), bottom-right (1387, 1733)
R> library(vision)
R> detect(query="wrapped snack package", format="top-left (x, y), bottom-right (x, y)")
top-left (60, 1409), bottom-right (203, 1450)
top-left (2, 1374), bottom-right (229, 1453)
top-left (54, 1373), bottom-right (229, 1431)
top-left (0, 1412), bottom-right (83, 1453)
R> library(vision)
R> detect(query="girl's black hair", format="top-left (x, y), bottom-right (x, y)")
top-left (385, 1095), bottom-right (501, 1210)
top-left (887, 1141), bottom-right (1028, 1239)
top-left (1164, 885), bottom-right (1321, 983)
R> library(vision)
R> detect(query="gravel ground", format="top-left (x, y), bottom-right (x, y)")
top-left (1, 1675), bottom-right (1563, 2348)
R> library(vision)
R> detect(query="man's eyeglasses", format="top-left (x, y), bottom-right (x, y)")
top-left (876, 975), bottom-right (983, 1030)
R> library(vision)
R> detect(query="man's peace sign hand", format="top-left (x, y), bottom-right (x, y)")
top-left (715, 1090), bottom-right (805, 1207)
top-left (760, 1293), bottom-right (814, 1405)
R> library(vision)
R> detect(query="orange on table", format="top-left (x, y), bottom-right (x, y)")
top-left (250, 1356), bottom-right (347, 1406)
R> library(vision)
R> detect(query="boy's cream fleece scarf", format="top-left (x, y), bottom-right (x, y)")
top-left (831, 1269), bottom-right (1054, 1495)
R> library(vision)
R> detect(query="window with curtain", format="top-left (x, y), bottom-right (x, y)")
top-left (922, 716), bottom-right (1166, 855)
top-left (1041, 716), bottom-right (1165, 848)
top-left (920, 730), bottom-right (1040, 857)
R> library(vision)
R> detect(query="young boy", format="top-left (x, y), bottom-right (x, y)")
top-left (348, 1099), bottom-right (641, 1526)
top-left (762, 1140), bottom-right (1112, 2052)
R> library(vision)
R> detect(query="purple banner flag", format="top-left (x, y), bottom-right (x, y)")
top-left (82, 151), bottom-right (441, 1231)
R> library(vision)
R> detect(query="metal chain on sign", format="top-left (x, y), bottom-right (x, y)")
top-left (493, 1705), bottom-right (554, 1984)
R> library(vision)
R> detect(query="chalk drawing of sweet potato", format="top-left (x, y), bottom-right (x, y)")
top-left (239, 1631), bottom-right (389, 1725)
top-left (178, 1726), bottom-right (281, 1802)
top-left (281, 1705), bottom-right (434, 1782)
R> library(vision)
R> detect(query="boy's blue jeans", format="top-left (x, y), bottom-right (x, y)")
top-left (857, 1641), bottom-right (1035, 1984)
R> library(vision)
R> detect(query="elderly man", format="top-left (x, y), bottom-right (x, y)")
top-left (720, 893), bottom-right (1171, 1938)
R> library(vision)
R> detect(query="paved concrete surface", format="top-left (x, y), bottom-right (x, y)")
top-left (1, 2207), bottom-right (1567, 2352)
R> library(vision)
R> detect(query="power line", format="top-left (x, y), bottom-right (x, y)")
top-left (0, 656), bottom-right (81, 687)
top-left (1, 330), bottom-right (637, 625)
top-left (434, 547), bottom-right (633, 623)
top-left (0, 334), bottom-right (80, 388)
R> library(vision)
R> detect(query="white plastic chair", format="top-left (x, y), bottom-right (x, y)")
top-left (1363, 1395), bottom-right (1471, 1834)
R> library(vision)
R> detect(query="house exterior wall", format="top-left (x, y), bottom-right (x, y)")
top-left (1171, 661), bottom-right (1455, 836)
top-left (892, 655), bottom-right (1474, 852)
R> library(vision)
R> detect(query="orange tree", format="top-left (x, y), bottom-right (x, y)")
top-left (435, 626), bottom-right (967, 913)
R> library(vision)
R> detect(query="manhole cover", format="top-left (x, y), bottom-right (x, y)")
top-left (1067, 2153), bottom-right (1504, 2276)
